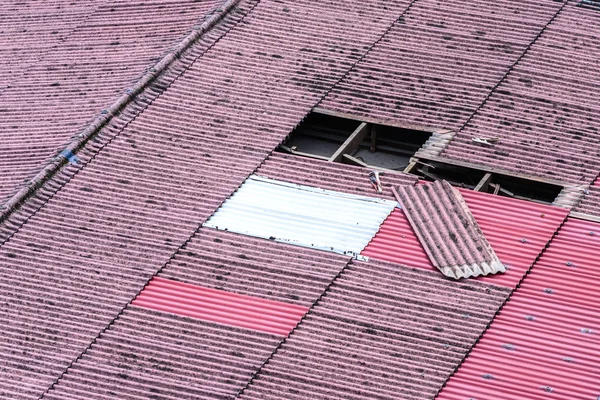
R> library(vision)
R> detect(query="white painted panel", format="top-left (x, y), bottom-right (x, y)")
top-left (204, 175), bottom-right (397, 257)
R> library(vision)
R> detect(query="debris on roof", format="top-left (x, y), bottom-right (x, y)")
top-left (392, 180), bottom-right (505, 279)
top-left (133, 277), bottom-right (308, 336)
top-left (240, 259), bottom-right (511, 399)
top-left (204, 175), bottom-right (397, 258)
top-left (438, 217), bottom-right (600, 399)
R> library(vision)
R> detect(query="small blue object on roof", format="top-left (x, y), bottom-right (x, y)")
top-left (60, 149), bottom-right (80, 165)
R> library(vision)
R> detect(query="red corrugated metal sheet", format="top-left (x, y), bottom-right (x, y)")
top-left (362, 189), bottom-right (568, 287)
top-left (43, 306), bottom-right (282, 399)
top-left (240, 259), bottom-right (511, 400)
top-left (394, 180), bottom-right (504, 279)
top-left (574, 175), bottom-right (600, 217)
top-left (133, 277), bottom-right (308, 336)
top-left (0, 1), bottom-right (418, 396)
top-left (437, 217), bottom-right (600, 400)
top-left (256, 152), bottom-right (417, 201)
top-left (439, 3), bottom-right (600, 185)
top-left (318, 0), bottom-right (563, 130)
top-left (0, 0), bottom-right (227, 203)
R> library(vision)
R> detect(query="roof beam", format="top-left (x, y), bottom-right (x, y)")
top-left (329, 122), bottom-right (369, 163)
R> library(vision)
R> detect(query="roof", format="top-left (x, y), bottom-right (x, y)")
top-left (573, 175), bottom-right (600, 218)
top-left (437, 217), bottom-right (600, 399)
top-left (393, 180), bottom-right (504, 279)
top-left (1, 0), bottom-right (600, 398)
top-left (363, 187), bottom-right (568, 288)
top-left (240, 260), bottom-right (510, 400)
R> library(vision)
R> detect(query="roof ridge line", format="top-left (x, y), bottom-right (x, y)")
top-left (0, 0), bottom-right (243, 227)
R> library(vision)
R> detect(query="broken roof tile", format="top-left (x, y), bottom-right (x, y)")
top-left (393, 180), bottom-right (505, 279)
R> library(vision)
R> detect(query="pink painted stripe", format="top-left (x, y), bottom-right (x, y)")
top-left (132, 277), bottom-right (309, 336)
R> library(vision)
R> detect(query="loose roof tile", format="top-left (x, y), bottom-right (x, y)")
top-left (0, 0), bottom-right (225, 202)
top-left (318, 0), bottom-right (563, 130)
top-left (43, 306), bottom-right (282, 399)
top-left (573, 175), bottom-right (600, 218)
top-left (160, 228), bottom-right (350, 307)
top-left (363, 188), bottom-right (568, 287)
top-left (256, 152), bottom-right (418, 200)
top-left (0, 1), bottom-right (418, 395)
top-left (133, 277), bottom-right (308, 336)
top-left (240, 260), bottom-right (511, 400)
top-left (438, 217), bottom-right (600, 400)
top-left (438, 3), bottom-right (600, 185)
top-left (394, 180), bottom-right (504, 279)
top-left (204, 175), bottom-right (397, 257)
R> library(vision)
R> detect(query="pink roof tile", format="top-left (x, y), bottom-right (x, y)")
top-left (318, 0), bottom-right (563, 130)
top-left (43, 307), bottom-right (282, 399)
top-left (439, 4), bottom-right (600, 185)
top-left (438, 217), bottom-right (600, 400)
top-left (0, 0), bottom-right (419, 396)
top-left (256, 152), bottom-right (417, 201)
top-left (0, 0), bottom-right (225, 202)
top-left (240, 260), bottom-right (510, 400)
top-left (394, 180), bottom-right (504, 279)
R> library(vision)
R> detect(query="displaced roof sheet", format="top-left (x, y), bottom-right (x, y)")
top-left (0, 1), bottom-right (417, 395)
top-left (438, 3), bottom-right (600, 185)
top-left (394, 180), bottom-right (504, 279)
top-left (43, 306), bottom-right (282, 399)
top-left (240, 260), bottom-right (511, 400)
top-left (438, 217), bottom-right (600, 400)
top-left (257, 152), bottom-right (418, 200)
top-left (318, 0), bottom-right (563, 130)
top-left (133, 277), bottom-right (308, 336)
top-left (362, 188), bottom-right (568, 287)
top-left (0, 0), bottom-right (226, 202)
top-left (573, 175), bottom-right (600, 218)
top-left (204, 175), bottom-right (397, 257)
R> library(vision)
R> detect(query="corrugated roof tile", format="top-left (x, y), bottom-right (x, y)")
top-left (362, 188), bottom-right (568, 287)
top-left (43, 307), bottom-right (282, 399)
top-left (0, 0), bottom-right (226, 202)
top-left (318, 0), bottom-right (563, 130)
top-left (438, 3), bottom-right (600, 185)
top-left (394, 180), bottom-right (504, 279)
top-left (0, 1), bottom-right (418, 395)
top-left (240, 260), bottom-right (511, 400)
top-left (438, 217), bottom-right (600, 400)
top-left (256, 152), bottom-right (418, 200)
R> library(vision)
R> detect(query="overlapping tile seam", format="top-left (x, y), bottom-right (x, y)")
top-left (30, 3), bottom-right (268, 397)
top-left (0, 2), bottom-right (107, 95)
top-left (412, 0), bottom-right (574, 184)
top-left (234, 257), bottom-right (354, 397)
top-left (0, 0), bottom-right (256, 247)
top-left (432, 212), bottom-right (570, 399)
top-left (455, 0), bottom-right (569, 132)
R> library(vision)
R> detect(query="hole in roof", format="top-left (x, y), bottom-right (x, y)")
top-left (579, 0), bottom-right (600, 11)
top-left (414, 159), bottom-right (563, 204)
top-left (280, 111), bottom-right (433, 171)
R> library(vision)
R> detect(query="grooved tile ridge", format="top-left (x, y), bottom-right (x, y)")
top-left (394, 180), bottom-right (505, 279)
